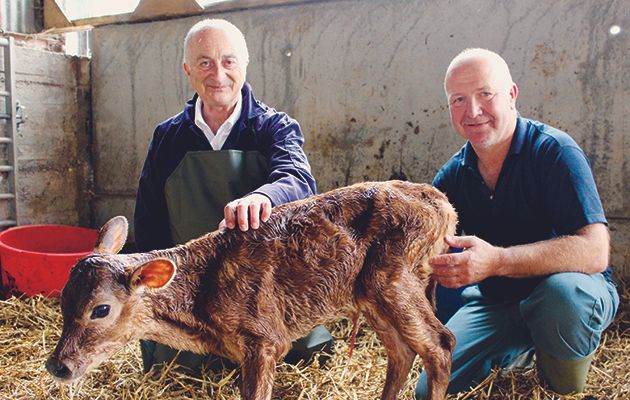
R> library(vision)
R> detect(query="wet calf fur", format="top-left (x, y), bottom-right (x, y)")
top-left (46, 180), bottom-right (456, 400)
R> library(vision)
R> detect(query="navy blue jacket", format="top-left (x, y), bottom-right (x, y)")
top-left (134, 82), bottom-right (316, 252)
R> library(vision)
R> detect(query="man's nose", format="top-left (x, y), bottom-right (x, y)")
top-left (208, 64), bottom-right (225, 80)
top-left (464, 97), bottom-right (482, 118)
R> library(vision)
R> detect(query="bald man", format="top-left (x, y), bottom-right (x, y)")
top-left (134, 19), bottom-right (333, 374)
top-left (415, 49), bottom-right (619, 398)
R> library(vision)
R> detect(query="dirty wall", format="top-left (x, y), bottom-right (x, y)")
top-left (91, 0), bottom-right (629, 275)
top-left (3, 44), bottom-right (91, 226)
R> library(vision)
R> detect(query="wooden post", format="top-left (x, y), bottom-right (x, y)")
top-left (43, 0), bottom-right (73, 30)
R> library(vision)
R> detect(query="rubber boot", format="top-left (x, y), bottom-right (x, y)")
top-left (536, 350), bottom-right (594, 394)
top-left (507, 348), bottom-right (536, 369)
top-left (283, 325), bottom-right (335, 366)
top-left (140, 339), bottom-right (237, 375)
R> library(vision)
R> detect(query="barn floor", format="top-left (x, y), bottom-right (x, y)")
top-left (0, 279), bottom-right (627, 400)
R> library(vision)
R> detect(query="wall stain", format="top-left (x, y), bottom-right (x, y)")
top-left (389, 167), bottom-right (408, 181)
top-left (375, 139), bottom-right (390, 160)
top-left (530, 44), bottom-right (567, 78)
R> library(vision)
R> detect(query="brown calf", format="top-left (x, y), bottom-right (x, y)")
top-left (46, 180), bottom-right (457, 400)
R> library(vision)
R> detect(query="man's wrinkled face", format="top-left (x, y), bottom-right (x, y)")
top-left (445, 57), bottom-right (517, 151)
top-left (183, 28), bottom-right (246, 110)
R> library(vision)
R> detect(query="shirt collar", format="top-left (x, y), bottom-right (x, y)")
top-left (194, 91), bottom-right (243, 137)
top-left (225, 91), bottom-right (243, 128)
top-left (509, 113), bottom-right (526, 155)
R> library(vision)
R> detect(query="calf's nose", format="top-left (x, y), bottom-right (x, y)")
top-left (45, 356), bottom-right (71, 379)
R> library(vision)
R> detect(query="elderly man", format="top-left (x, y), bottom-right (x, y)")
top-left (416, 48), bottom-right (619, 398)
top-left (134, 19), bottom-right (333, 373)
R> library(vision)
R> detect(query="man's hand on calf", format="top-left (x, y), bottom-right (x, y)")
top-left (221, 193), bottom-right (272, 231)
top-left (430, 235), bottom-right (503, 288)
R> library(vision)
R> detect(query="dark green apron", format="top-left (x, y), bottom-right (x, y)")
top-left (141, 150), bottom-right (333, 373)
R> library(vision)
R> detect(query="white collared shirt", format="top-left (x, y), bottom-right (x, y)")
top-left (194, 92), bottom-right (242, 150)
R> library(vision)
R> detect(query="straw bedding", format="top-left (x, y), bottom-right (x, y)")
top-left (0, 280), bottom-right (627, 400)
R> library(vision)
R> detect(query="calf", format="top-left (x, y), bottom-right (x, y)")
top-left (46, 180), bottom-right (457, 400)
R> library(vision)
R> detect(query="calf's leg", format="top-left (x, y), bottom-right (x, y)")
top-left (240, 341), bottom-right (278, 400)
top-left (406, 313), bottom-right (454, 400)
top-left (387, 279), bottom-right (454, 400)
top-left (362, 307), bottom-right (416, 400)
top-left (363, 264), bottom-right (454, 400)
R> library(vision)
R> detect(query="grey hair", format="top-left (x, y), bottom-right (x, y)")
top-left (444, 48), bottom-right (513, 93)
top-left (183, 19), bottom-right (249, 66)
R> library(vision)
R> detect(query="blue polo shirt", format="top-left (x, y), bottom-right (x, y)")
top-left (433, 115), bottom-right (609, 300)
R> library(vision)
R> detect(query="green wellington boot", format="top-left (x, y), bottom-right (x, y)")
top-left (536, 350), bottom-right (595, 394)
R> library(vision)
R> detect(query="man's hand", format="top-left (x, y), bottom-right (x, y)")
top-left (430, 235), bottom-right (504, 288)
top-left (220, 193), bottom-right (272, 231)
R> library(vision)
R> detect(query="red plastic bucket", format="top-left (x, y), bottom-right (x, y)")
top-left (0, 224), bottom-right (98, 297)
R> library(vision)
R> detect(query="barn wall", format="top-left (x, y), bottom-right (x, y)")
top-left (90, 0), bottom-right (629, 274)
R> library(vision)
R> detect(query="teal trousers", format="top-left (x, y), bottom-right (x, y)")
top-left (415, 272), bottom-right (619, 398)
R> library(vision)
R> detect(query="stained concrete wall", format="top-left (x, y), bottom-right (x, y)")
top-left (91, 0), bottom-right (629, 275)
top-left (1, 43), bottom-right (91, 226)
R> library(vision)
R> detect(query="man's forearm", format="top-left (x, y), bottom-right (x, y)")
top-left (498, 223), bottom-right (609, 277)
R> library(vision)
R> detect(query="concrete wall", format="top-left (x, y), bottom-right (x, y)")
top-left (2, 43), bottom-right (91, 226)
top-left (91, 0), bottom-right (629, 275)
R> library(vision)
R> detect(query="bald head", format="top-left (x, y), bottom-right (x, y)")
top-left (444, 48), bottom-right (514, 96)
top-left (182, 19), bottom-right (248, 112)
top-left (183, 19), bottom-right (249, 66)
top-left (443, 48), bottom-right (519, 151)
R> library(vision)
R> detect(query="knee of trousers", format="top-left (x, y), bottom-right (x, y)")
top-left (519, 272), bottom-right (615, 360)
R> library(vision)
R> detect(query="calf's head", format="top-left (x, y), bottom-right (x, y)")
top-left (45, 216), bottom-right (177, 382)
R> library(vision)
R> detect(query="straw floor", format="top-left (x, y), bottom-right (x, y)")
top-left (0, 280), bottom-right (627, 400)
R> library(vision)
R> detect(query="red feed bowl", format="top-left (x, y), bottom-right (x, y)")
top-left (0, 225), bottom-right (98, 297)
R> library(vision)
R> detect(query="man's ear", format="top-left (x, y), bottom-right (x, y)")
top-left (129, 259), bottom-right (176, 291)
top-left (94, 216), bottom-right (128, 254)
top-left (509, 83), bottom-right (519, 109)
top-left (183, 62), bottom-right (191, 76)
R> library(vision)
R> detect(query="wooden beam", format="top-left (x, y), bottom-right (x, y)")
top-left (43, 0), bottom-right (73, 30)
top-left (68, 1), bottom-right (335, 29)
top-left (69, 14), bottom-right (130, 28)
top-left (131, 0), bottom-right (203, 21)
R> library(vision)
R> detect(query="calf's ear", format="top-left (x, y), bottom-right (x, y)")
top-left (129, 259), bottom-right (176, 290)
top-left (94, 216), bottom-right (129, 254)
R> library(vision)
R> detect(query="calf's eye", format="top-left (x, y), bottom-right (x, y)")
top-left (90, 304), bottom-right (111, 319)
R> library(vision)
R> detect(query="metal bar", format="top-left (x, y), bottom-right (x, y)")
top-left (0, 137), bottom-right (11, 143)
top-left (0, 90), bottom-right (9, 97)
top-left (0, 38), bottom-right (8, 47)
top-left (0, 165), bottom-right (13, 172)
top-left (6, 36), bottom-right (19, 225)
top-left (0, 220), bottom-right (17, 227)
top-left (0, 193), bottom-right (14, 199)
top-left (0, 114), bottom-right (11, 119)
